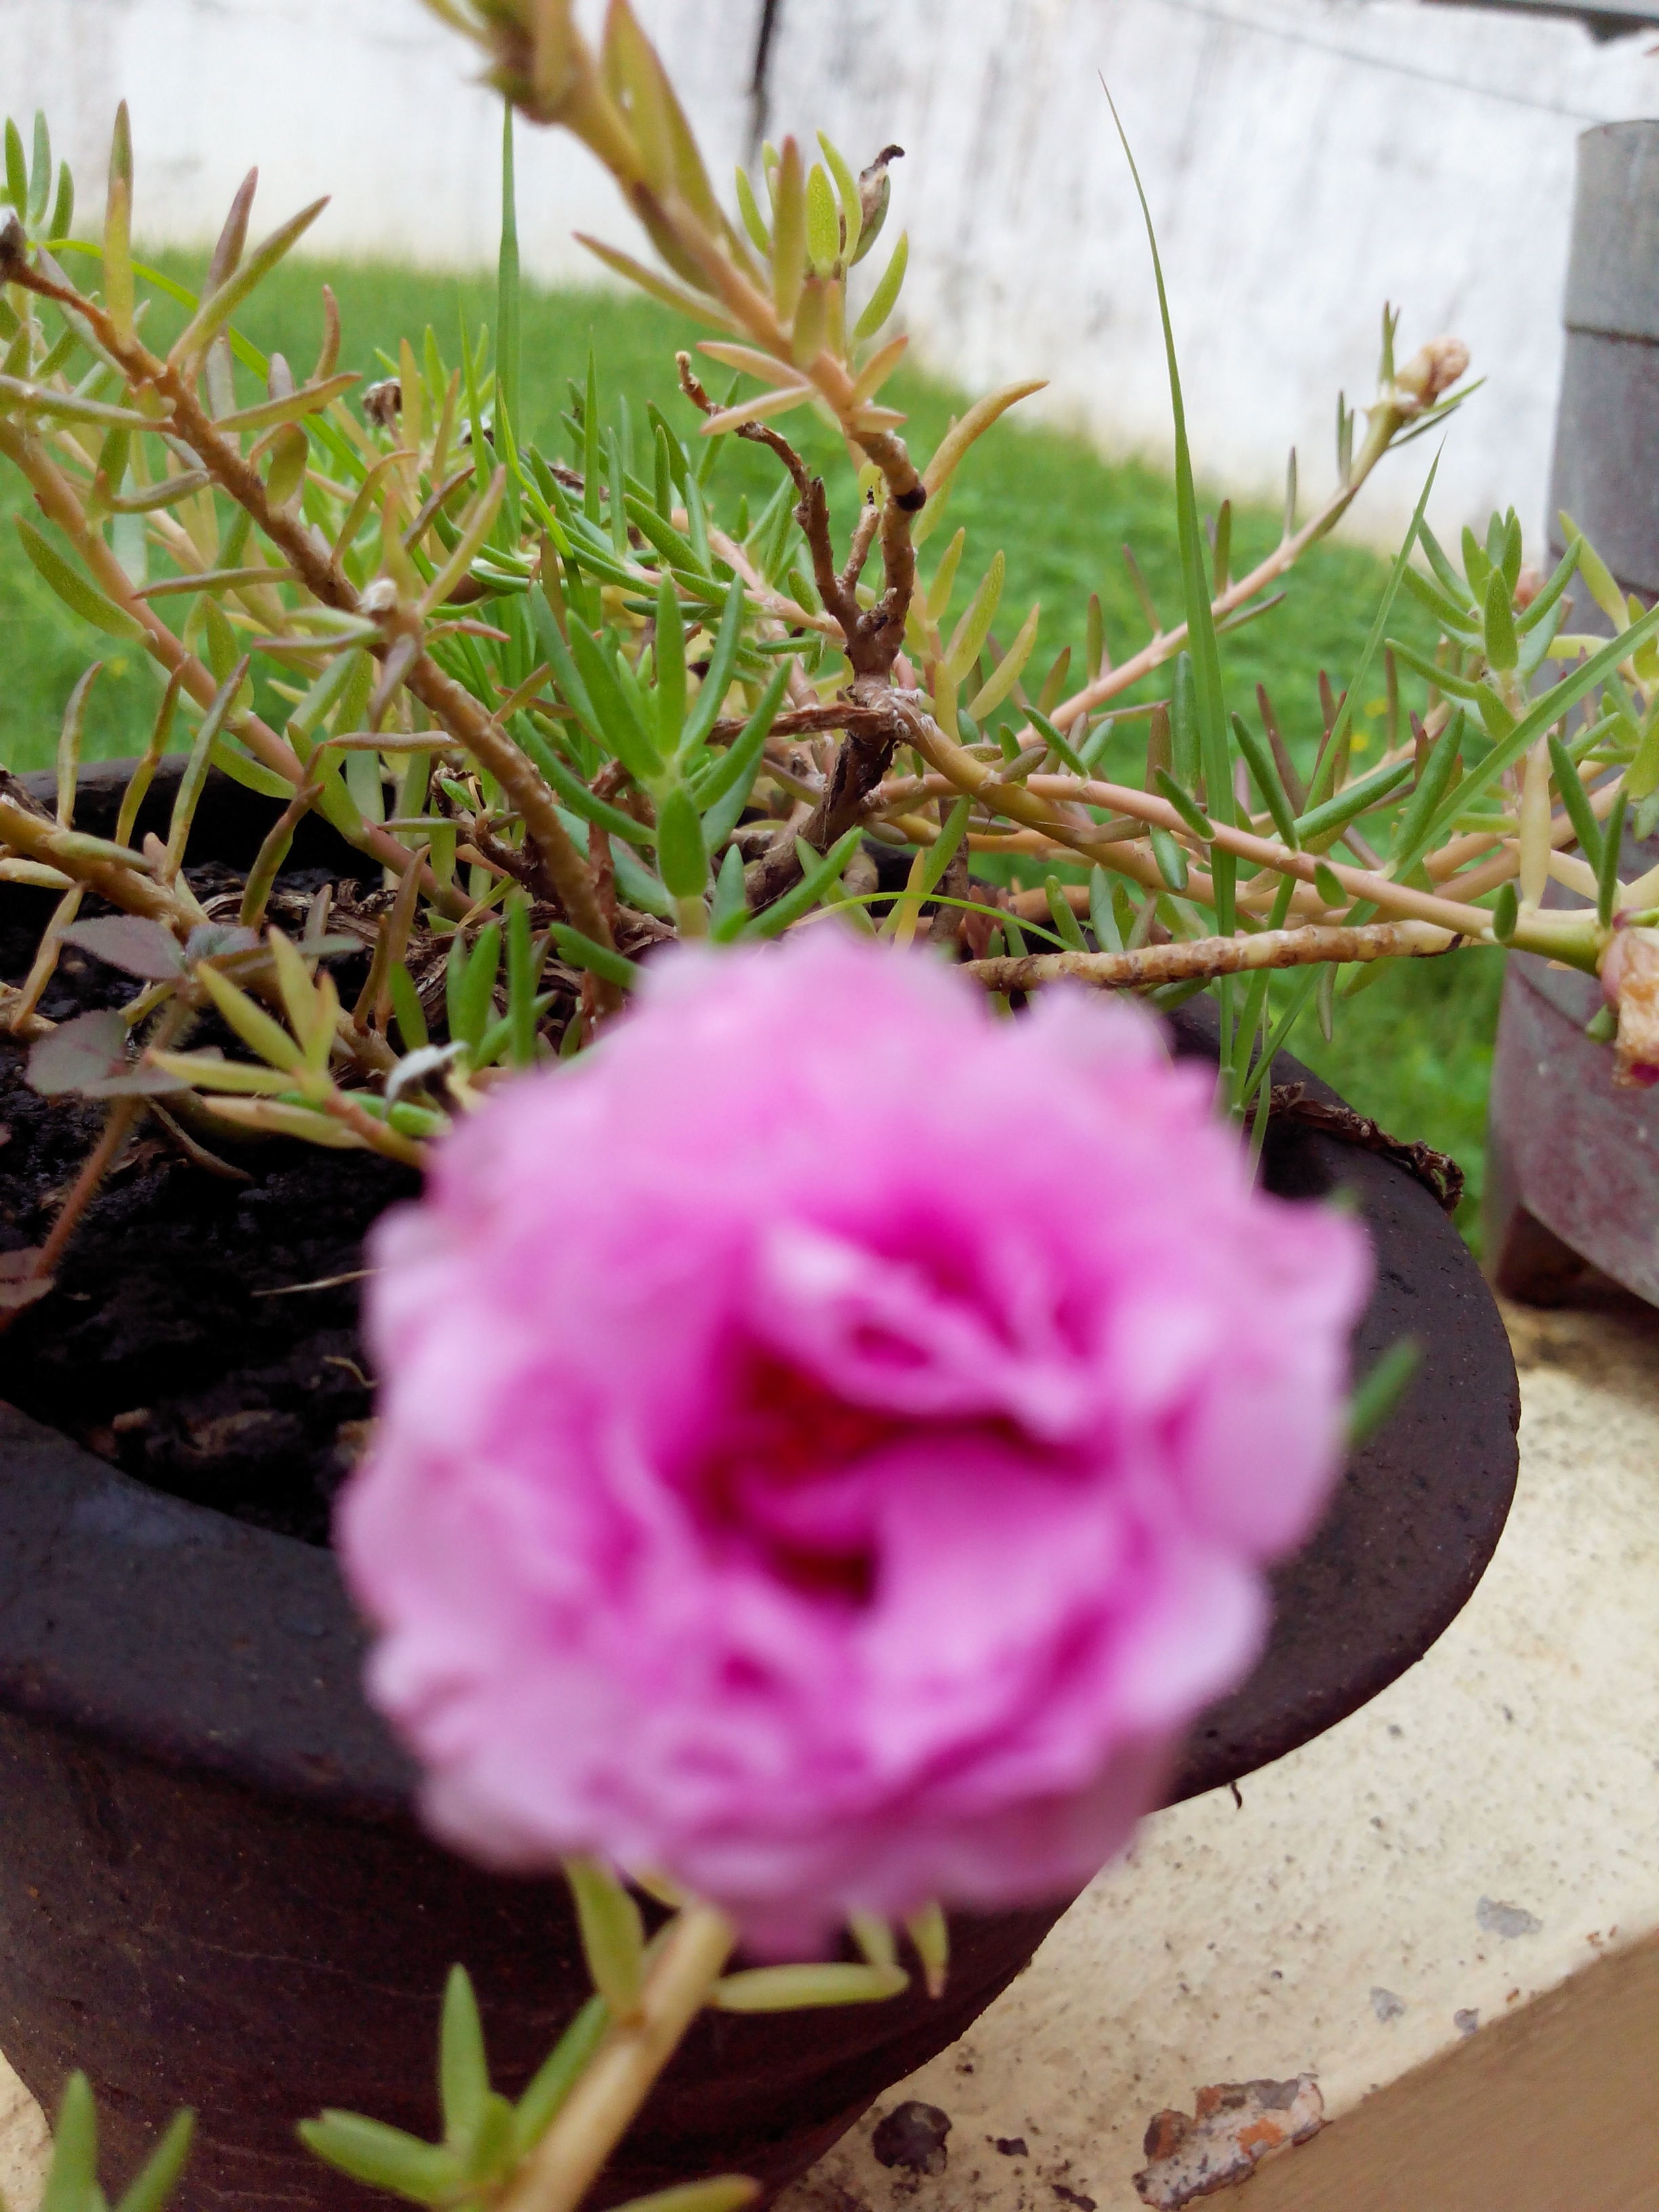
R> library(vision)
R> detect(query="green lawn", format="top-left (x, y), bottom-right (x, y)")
top-left (0, 255), bottom-right (1498, 1242)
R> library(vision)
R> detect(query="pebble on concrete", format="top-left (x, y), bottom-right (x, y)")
top-left (871, 2103), bottom-right (952, 2177)
top-left (1134, 2077), bottom-right (1324, 2209)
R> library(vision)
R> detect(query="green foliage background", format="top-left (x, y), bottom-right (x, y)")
top-left (0, 259), bottom-right (1498, 1241)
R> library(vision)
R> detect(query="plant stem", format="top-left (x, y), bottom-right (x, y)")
top-left (497, 1905), bottom-right (736, 2212)
top-left (29, 1095), bottom-right (144, 1288)
top-left (964, 916), bottom-right (1460, 994)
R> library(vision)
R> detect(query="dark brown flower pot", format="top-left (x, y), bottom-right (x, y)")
top-left (0, 764), bottom-right (1519, 2211)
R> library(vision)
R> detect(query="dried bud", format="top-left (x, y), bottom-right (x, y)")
top-left (1512, 564), bottom-right (1542, 612)
top-left (1393, 337), bottom-right (1470, 411)
top-left (361, 378), bottom-right (401, 430)
top-left (1600, 924), bottom-right (1659, 1087)
top-left (853, 144), bottom-right (903, 264)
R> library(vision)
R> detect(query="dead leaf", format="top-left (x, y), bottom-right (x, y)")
top-left (27, 1009), bottom-right (184, 1099)
top-left (0, 1248), bottom-right (51, 1311)
top-left (62, 916), bottom-right (187, 980)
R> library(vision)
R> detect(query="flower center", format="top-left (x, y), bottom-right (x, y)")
top-left (687, 1349), bottom-right (903, 1605)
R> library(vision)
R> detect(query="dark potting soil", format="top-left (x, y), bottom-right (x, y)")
top-left (0, 865), bottom-right (417, 1545)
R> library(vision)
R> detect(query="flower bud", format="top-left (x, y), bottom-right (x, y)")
top-left (1393, 336), bottom-right (1470, 411)
top-left (1513, 564), bottom-right (1542, 612)
top-left (853, 144), bottom-right (903, 264)
top-left (1599, 922), bottom-right (1659, 1087)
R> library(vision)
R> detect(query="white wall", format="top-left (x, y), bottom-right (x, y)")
top-left (1, 0), bottom-right (1656, 552)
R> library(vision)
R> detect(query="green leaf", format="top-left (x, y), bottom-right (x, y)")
top-left (853, 230), bottom-right (907, 342)
top-left (506, 895), bottom-right (539, 1068)
top-left (113, 2112), bottom-right (194, 2212)
top-left (1559, 512), bottom-right (1626, 632)
top-left (1347, 1337), bottom-right (1420, 1450)
top-left (735, 165), bottom-right (771, 255)
top-left (1547, 733), bottom-right (1602, 869)
top-left (1149, 823), bottom-right (1188, 891)
top-left (388, 962), bottom-right (428, 1050)
top-left (450, 922), bottom-right (501, 1049)
top-left (1229, 709), bottom-right (1298, 848)
top-left (1168, 651), bottom-right (1200, 792)
top-left (298, 2114), bottom-right (460, 2205)
top-left (548, 925), bottom-right (641, 991)
top-left (1385, 634), bottom-right (1488, 705)
top-left (1516, 535), bottom-right (1580, 634)
top-left (522, 722), bottom-right (653, 850)
top-left (27, 111), bottom-right (51, 226)
top-left (710, 842), bottom-right (747, 933)
top-left (922, 796), bottom-right (973, 895)
top-left (1483, 566), bottom-right (1517, 672)
top-left (565, 1856), bottom-right (647, 2018)
top-left (1088, 865), bottom-right (1122, 950)
top-left (1597, 788), bottom-right (1627, 926)
top-left (169, 196), bottom-right (331, 363)
top-left (14, 517), bottom-right (144, 640)
top-left (1417, 518), bottom-right (1473, 607)
top-left (1401, 565), bottom-right (1479, 636)
top-left (438, 1967), bottom-right (491, 2149)
top-left (804, 163), bottom-right (840, 272)
top-left (167, 659), bottom-right (249, 879)
top-left (1105, 90), bottom-right (1233, 932)
top-left (676, 576), bottom-right (748, 762)
top-left (513, 1996), bottom-right (610, 2156)
top-left (1626, 705), bottom-right (1659, 803)
top-left (1389, 709), bottom-right (1464, 878)
top-left (654, 573), bottom-right (687, 749)
top-left (497, 104), bottom-right (520, 483)
top-left (3, 120), bottom-right (26, 215)
top-left (944, 552), bottom-right (1005, 685)
top-left (55, 661), bottom-right (102, 827)
top-left (818, 132), bottom-right (863, 263)
top-left (1417, 598), bottom-right (1659, 851)
top-left (609, 2182), bottom-right (760, 2212)
top-left (1297, 757), bottom-right (1412, 848)
top-left (1045, 875), bottom-right (1087, 949)
top-left (1305, 453), bottom-right (1440, 813)
top-left (49, 159), bottom-right (74, 247)
top-left (1154, 766), bottom-right (1212, 842)
top-left (655, 783), bottom-right (709, 899)
top-left (905, 1902), bottom-right (951, 1997)
top-left (565, 622), bottom-right (662, 783)
top-left (41, 2074), bottom-right (98, 2212)
top-left (712, 1963), bottom-right (907, 2011)
top-left (723, 826), bottom-right (863, 941)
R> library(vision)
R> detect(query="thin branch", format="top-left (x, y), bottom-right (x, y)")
top-left (497, 1906), bottom-right (736, 2212)
top-left (964, 917), bottom-right (1461, 994)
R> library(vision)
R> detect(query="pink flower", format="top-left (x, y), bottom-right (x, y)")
top-left (338, 935), bottom-right (1370, 1952)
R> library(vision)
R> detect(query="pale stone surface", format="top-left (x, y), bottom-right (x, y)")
top-left (0, 2058), bottom-right (48, 2211)
top-left (1, 0), bottom-right (1659, 546)
top-left (1, 1297), bottom-right (1656, 2208)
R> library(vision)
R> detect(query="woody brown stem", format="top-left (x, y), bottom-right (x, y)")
top-left (964, 918), bottom-right (1460, 994)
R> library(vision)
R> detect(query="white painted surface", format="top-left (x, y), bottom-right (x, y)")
top-left (3, 1298), bottom-right (1658, 2206)
top-left (0, 0), bottom-right (1656, 549)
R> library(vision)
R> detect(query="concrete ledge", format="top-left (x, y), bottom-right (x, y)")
top-left (3, 1296), bottom-right (1657, 2209)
